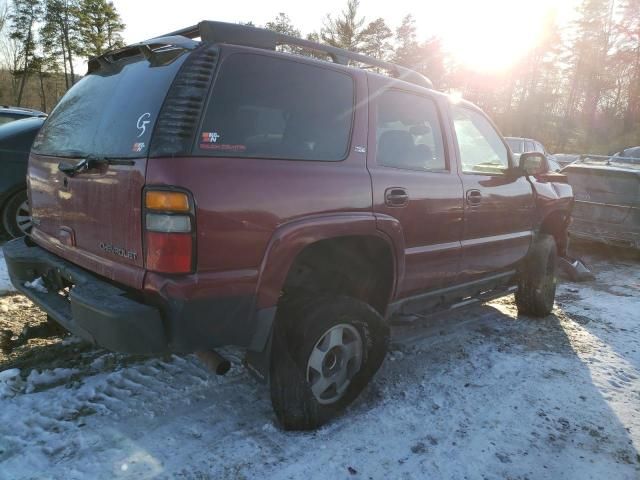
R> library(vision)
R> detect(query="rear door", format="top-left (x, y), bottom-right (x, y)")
top-left (450, 104), bottom-right (534, 281)
top-left (368, 81), bottom-right (464, 297)
top-left (29, 45), bottom-right (191, 288)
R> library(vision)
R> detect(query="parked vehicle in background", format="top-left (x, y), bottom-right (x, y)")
top-left (506, 136), bottom-right (561, 171)
top-left (613, 146), bottom-right (640, 159)
top-left (3, 21), bottom-right (573, 430)
top-left (563, 154), bottom-right (640, 250)
top-left (554, 153), bottom-right (581, 168)
top-left (0, 117), bottom-right (45, 238)
top-left (0, 106), bottom-right (46, 126)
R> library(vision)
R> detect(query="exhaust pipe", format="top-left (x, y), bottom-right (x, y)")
top-left (196, 350), bottom-right (231, 376)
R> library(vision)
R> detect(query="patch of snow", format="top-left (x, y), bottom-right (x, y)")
top-left (0, 252), bottom-right (638, 479)
top-left (0, 248), bottom-right (16, 295)
top-left (0, 368), bottom-right (22, 399)
top-left (24, 368), bottom-right (80, 394)
top-left (24, 277), bottom-right (48, 294)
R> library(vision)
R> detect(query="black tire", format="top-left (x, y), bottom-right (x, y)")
top-left (270, 296), bottom-right (389, 431)
top-left (2, 190), bottom-right (31, 238)
top-left (516, 234), bottom-right (557, 317)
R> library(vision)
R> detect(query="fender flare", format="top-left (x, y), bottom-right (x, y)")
top-left (254, 212), bottom-right (404, 310)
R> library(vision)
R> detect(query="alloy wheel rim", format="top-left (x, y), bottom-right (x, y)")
top-left (306, 323), bottom-right (363, 405)
top-left (15, 200), bottom-right (32, 236)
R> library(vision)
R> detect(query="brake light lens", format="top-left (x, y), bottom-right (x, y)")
top-left (146, 232), bottom-right (193, 273)
top-left (144, 189), bottom-right (195, 274)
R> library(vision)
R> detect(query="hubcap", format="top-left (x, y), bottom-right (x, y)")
top-left (15, 200), bottom-right (32, 236)
top-left (306, 323), bottom-right (363, 405)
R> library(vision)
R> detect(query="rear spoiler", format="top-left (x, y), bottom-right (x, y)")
top-left (159, 20), bottom-right (434, 89)
top-left (88, 36), bottom-right (199, 73)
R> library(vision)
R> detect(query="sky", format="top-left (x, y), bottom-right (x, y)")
top-left (111, 0), bottom-right (583, 72)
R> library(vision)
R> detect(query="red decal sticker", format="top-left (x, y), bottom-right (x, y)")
top-left (199, 144), bottom-right (247, 152)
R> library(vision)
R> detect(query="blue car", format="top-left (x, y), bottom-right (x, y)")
top-left (0, 116), bottom-right (46, 237)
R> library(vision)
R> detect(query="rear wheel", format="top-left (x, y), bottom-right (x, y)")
top-left (516, 234), bottom-right (557, 317)
top-left (270, 296), bottom-right (389, 430)
top-left (2, 190), bottom-right (32, 238)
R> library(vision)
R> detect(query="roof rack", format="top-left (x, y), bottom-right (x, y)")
top-left (159, 21), bottom-right (433, 89)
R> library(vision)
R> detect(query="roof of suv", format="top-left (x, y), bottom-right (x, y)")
top-left (0, 106), bottom-right (47, 117)
top-left (99, 21), bottom-right (434, 91)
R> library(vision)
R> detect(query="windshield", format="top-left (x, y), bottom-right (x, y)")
top-left (621, 147), bottom-right (640, 159)
top-left (506, 138), bottom-right (523, 153)
top-left (32, 51), bottom-right (188, 159)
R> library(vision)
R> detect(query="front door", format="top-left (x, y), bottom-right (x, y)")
top-left (450, 105), bottom-right (535, 281)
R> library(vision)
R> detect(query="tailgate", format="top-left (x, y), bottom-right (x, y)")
top-left (27, 41), bottom-right (192, 289)
top-left (29, 153), bottom-right (147, 288)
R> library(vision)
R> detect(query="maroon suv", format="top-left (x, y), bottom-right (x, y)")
top-left (3, 21), bottom-right (573, 430)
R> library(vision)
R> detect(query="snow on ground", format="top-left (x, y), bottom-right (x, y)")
top-left (0, 249), bottom-right (16, 295)
top-left (0, 243), bottom-right (639, 480)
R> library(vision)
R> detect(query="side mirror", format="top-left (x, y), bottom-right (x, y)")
top-left (519, 152), bottom-right (547, 176)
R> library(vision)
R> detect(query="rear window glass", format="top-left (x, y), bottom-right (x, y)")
top-left (32, 51), bottom-right (188, 158)
top-left (196, 53), bottom-right (354, 161)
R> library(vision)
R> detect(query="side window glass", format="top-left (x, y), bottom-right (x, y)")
top-left (375, 90), bottom-right (447, 171)
top-left (525, 141), bottom-right (535, 152)
top-left (535, 141), bottom-right (545, 153)
top-left (197, 54), bottom-right (354, 161)
top-left (452, 106), bottom-right (509, 175)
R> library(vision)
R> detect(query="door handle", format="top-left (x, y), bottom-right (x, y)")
top-left (466, 189), bottom-right (482, 206)
top-left (385, 187), bottom-right (409, 207)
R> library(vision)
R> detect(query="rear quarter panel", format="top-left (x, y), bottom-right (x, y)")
top-left (144, 67), bottom-right (374, 306)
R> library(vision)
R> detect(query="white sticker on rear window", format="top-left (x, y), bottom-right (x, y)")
top-left (201, 132), bottom-right (220, 144)
top-left (137, 113), bottom-right (152, 138)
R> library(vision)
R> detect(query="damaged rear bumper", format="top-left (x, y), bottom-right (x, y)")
top-left (3, 237), bottom-right (167, 354)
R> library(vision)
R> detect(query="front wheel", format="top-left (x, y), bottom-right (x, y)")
top-left (270, 296), bottom-right (389, 430)
top-left (2, 190), bottom-right (32, 238)
top-left (516, 234), bottom-right (557, 317)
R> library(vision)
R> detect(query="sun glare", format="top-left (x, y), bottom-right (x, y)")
top-left (430, 0), bottom-right (558, 73)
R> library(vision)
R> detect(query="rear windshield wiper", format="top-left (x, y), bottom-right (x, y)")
top-left (58, 155), bottom-right (135, 176)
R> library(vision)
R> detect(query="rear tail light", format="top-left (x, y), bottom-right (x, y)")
top-left (144, 189), bottom-right (195, 274)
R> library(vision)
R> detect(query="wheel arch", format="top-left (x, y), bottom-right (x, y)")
top-left (255, 213), bottom-right (402, 316)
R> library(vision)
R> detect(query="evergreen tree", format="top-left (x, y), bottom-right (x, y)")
top-left (41, 0), bottom-right (82, 88)
top-left (77, 0), bottom-right (124, 58)
top-left (564, 0), bottom-right (616, 148)
top-left (393, 14), bottom-right (418, 66)
top-left (9, 0), bottom-right (43, 105)
top-left (265, 12), bottom-right (301, 54)
top-left (321, 0), bottom-right (365, 52)
top-left (392, 15), bottom-right (444, 87)
top-left (265, 12), bottom-right (300, 38)
top-left (360, 17), bottom-right (392, 61)
top-left (616, 0), bottom-right (640, 131)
